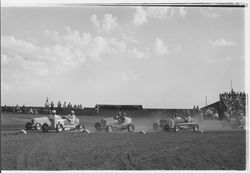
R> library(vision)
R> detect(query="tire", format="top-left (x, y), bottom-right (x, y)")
top-left (159, 120), bottom-right (164, 127)
top-left (193, 124), bottom-right (199, 132)
top-left (163, 124), bottom-right (170, 131)
top-left (35, 123), bottom-right (42, 130)
top-left (174, 125), bottom-right (179, 132)
top-left (128, 124), bottom-right (135, 132)
top-left (95, 122), bottom-right (101, 129)
top-left (25, 122), bottom-right (32, 130)
top-left (106, 125), bottom-right (113, 133)
top-left (76, 124), bottom-right (84, 131)
top-left (56, 124), bottom-right (63, 132)
top-left (42, 123), bottom-right (49, 132)
top-left (153, 123), bottom-right (158, 130)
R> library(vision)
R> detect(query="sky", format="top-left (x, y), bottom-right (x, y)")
top-left (1, 5), bottom-right (245, 108)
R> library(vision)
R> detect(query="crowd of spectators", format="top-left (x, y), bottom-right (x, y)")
top-left (220, 89), bottom-right (246, 119)
top-left (219, 89), bottom-right (246, 129)
top-left (1, 104), bottom-right (39, 114)
top-left (45, 98), bottom-right (83, 110)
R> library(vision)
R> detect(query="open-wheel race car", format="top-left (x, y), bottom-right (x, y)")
top-left (153, 117), bottom-right (199, 132)
top-left (25, 114), bottom-right (84, 132)
top-left (95, 113), bottom-right (135, 133)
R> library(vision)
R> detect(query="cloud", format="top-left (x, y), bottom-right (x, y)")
top-left (128, 47), bottom-right (148, 60)
top-left (1, 36), bottom-right (50, 77)
top-left (90, 14), bottom-right (100, 28)
top-left (91, 13), bottom-right (119, 33)
top-left (1, 54), bottom-right (9, 65)
top-left (1, 29), bottom-right (123, 78)
top-left (122, 73), bottom-right (129, 81)
top-left (179, 7), bottom-right (187, 18)
top-left (206, 56), bottom-right (233, 64)
top-left (122, 72), bottom-right (139, 81)
top-left (155, 38), bottom-right (169, 55)
top-left (201, 8), bottom-right (219, 18)
top-left (133, 7), bottom-right (147, 26)
top-left (147, 7), bottom-right (171, 20)
top-left (133, 7), bottom-right (186, 26)
top-left (209, 38), bottom-right (236, 47)
top-left (1, 82), bottom-right (10, 92)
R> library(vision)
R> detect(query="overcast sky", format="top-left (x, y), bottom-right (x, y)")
top-left (1, 6), bottom-right (245, 108)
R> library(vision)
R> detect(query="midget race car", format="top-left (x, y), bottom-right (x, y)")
top-left (25, 115), bottom-right (84, 132)
top-left (153, 118), bottom-right (199, 132)
top-left (95, 115), bottom-right (135, 133)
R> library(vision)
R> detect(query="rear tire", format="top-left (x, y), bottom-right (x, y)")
top-left (107, 125), bottom-right (113, 133)
top-left (42, 123), bottom-right (49, 132)
top-left (56, 124), bottom-right (63, 132)
top-left (95, 122), bottom-right (101, 130)
top-left (153, 123), bottom-right (158, 130)
top-left (163, 124), bottom-right (170, 131)
top-left (128, 124), bottom-right (135, 132)
top-left (193, 124), bottom-right (199, 132)
top-left (25, 122), bottom-right (32, 130)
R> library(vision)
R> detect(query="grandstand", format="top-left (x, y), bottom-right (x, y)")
top-left (201, 89), bottom-right (246, 119)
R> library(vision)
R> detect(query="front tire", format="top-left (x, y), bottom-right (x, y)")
top-left (25, 122), bottom-right (32, 130)
top-left (42, 123), bottom-right (49, 132)
top-left (95, 122), bottom-right (101, 130)
top-left (163, 124), bottom-right (170, 131)
top-left (128, 124), bottom-right (135, 132)
top-left (107, 125), bottom-right (113, 133)
top-left (193, 124), bottom-right (199, 132)
top-left (76, 124), bottom-right (84, 131)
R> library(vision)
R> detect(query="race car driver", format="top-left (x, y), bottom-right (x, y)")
top-left (50, 110), bottom-right (61, 128)
top-left (68, 110), bottom-right (76, 124)
top-left (185, 113), bottom-right (192, 123)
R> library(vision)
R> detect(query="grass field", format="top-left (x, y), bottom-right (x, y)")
top-left (1, 113), bottom-right (247, 170)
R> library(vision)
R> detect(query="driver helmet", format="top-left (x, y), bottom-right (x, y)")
top-left (71, 110), bottom-right (75, 114)
top-left (52, 110), bottom-right (56, 114)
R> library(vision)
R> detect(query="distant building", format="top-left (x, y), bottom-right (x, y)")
top-left (95, 104), bottom-right (143, 113)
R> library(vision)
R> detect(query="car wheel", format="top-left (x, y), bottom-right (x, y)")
top-left (56, 124), bottom-right (63, 132)
top-left (42, 123), bottom-right (49, 132)
top-left (77, 124), bottom-right (84, 131)
top-left (159, 119), bottom-right (164, 127)
top-left (174, 125), bottom-right (179, 132)
top-left (25, 122), bottom-right (32, 130)
top-left (95, 122), bottom-right (101, 129)
top-left (128, 124), bottom-right (135, 132)
top-left (163, 124), bottom-right (170, 131)
top-left (107, 125), bottom-right (113, 133)
top-left (153, 123), bottom-right (158, 130)
top-left (35, 123), bottom-right (42, 130)
top-left (193, 124), bottom-right (199, 132)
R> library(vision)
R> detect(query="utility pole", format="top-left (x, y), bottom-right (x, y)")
top-left (230, 80), bottom-right (233, 91)
top-left (205, 96), bottom-right (207, 106)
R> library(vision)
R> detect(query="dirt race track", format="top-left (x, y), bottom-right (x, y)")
top-left (1, 113), bottom-right (247, 170)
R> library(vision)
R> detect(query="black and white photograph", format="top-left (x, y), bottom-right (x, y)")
top-left (1, 0), bottom-right (248, 171)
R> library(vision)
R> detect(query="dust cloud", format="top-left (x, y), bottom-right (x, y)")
top-left (192, 114), bottom-right (245, 131)
top-left (131, 112), bottom-right (245, 133)
top-left (132, 112), bottom-right (169, 132)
